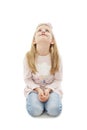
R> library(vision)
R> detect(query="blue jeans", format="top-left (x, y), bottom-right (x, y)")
top-left (26, 92), bottom-right (62, 117)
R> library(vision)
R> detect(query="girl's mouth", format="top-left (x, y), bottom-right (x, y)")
top-left (40, 34), bottom-right (47, 37)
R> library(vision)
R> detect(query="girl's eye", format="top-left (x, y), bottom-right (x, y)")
top-left (38, 29), bottom-right (41, 32)
top-left (45, 29), bottom-right (49, 32)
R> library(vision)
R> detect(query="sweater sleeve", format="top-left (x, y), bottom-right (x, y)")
top-left (45, 58), bottom-right (63, 97)
top-left (23, 56), bottom-right (40, 90)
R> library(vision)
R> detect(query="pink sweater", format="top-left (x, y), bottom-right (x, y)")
top-left (23, 53), bottom-right (63, 98)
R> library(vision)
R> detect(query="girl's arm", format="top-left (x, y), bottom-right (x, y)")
top-left (45, 58), bottom-right (63, 97)
top-left (23, 56), bottom-right (40, 90)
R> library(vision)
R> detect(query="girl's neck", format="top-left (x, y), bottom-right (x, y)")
top-left (36, 43), bottom-right (50, 56)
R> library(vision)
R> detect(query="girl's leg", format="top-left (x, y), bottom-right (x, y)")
top-left (45, 92), bottom-right (62, 117)
top-left (26, 92), bottom-right (44, 117)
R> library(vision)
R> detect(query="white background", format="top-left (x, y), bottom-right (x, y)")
top-left (0, 0), bottom-right (87, 129)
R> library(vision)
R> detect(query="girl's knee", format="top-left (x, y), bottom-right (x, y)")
top-left (26, 103), bottom-right (44, 117)
top-left (26, 92), bottom-right (44, 117)
top-left (45, 92), bottom-right (62, 117)
top-left (46, 103), bottom-right (62, 117)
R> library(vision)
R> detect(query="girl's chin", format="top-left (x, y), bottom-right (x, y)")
top-left (38, 38), bottom-right (50, 43)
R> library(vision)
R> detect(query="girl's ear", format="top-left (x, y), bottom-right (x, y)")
top-left (33, 35), bottom-right (36, 44)
top-left (33, 41), bottom-right (36, 44)
top-left (33, 39), bottom-right (36, 44)
top-left (50, 41), bottom-right (54, 44)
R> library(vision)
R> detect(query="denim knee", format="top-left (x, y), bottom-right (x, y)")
top-left (45, 103), bottom-right (62, 117)
top-left (45, 92), bottom-right (62, 117)
top-left (26, 92), bottom-right (44, 117)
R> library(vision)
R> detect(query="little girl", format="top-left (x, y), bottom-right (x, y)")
top-left (23, 23), bottom-right (63, 117)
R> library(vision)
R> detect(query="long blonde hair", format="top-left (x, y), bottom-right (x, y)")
top-left (26, 23), bottom-right (60, 75)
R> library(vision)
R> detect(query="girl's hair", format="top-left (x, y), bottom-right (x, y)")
top-left (26, 23), bottom-right (60, 75)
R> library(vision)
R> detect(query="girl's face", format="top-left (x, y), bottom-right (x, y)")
top-left (34, 25), bottom-right (53, 44)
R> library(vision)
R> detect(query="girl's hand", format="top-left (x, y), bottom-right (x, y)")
top-left (44, 88), bottom-right (49, 95)
top-left (34, 87), bottom-right (52, 102)
top-left (39, 88), bottom-right (52, 102)
top-left (34, 87), bottom-right (47, 102)
top-left (44, 88), bottom-right (52, 96)
top-left (38, 89), bottom-right (48, 102)
top-left (43, 88), bottom-right (52, 101)
top-left (34, 87), bottom-right (44, 96)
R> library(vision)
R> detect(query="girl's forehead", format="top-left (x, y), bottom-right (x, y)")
top-left (36, 25), bottom-right (51, 30)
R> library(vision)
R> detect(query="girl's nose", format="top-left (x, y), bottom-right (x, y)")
top-left (41, 29), bottom-right (45, 33)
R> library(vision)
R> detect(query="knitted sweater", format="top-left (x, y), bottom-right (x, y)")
top-left (23, 53), bottom-right (63, 98)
